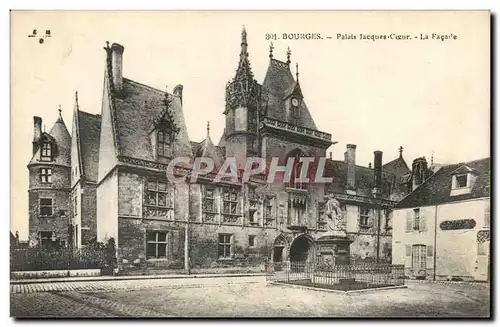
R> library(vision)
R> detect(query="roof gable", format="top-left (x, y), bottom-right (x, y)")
top-left (111, 78), bottom-right (192, 161)
top-left (262, 59), bottom-right (317, 130)
top-left (395, 157), bottom-right (490, 209)
top-left (77, 110), bottom-right (101, 182)
top-left (383, 156), bottom-right (411, 177)
top-left (29, 114), bottom-right (71, 167)
top-left (451, 165), bottom-right (475, 175)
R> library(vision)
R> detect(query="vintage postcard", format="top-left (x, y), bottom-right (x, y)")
top-left (10, 10), bottom-right (490, 318)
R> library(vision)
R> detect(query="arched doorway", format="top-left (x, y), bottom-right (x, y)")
top-left (272, 234), bottom-right (287, 263)
top-left (289, 234), bottom-right (316, 263)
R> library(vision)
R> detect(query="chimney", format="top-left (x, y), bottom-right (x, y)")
top-left (173, 84), bottom-right (184, 105)
top-left (111, 43), bottom-right (125, 91)
top-left (33, 116), bottom-right (42, 155)
top-left (373, 150), bottom-right (383, 197)
top-left (346, 144), bottom-right (356, 193)
top-left (412, 157), bottom-right (428, 191)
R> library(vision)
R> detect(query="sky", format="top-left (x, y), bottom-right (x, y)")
top-left (10, 11), bottom-right (490, 240)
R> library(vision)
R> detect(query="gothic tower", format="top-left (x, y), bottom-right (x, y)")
top-left (27, 108), bottom-right (71, 247)
top-left (223, 27), bottom-right (263, 167)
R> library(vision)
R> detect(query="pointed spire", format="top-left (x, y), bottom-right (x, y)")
top-left (269, 41), bottom-right (274, 58)
top-left (240, 25), bottom-right (248, 60)
top-left (74, 91), bottom-right (79, 110)
top-left (399, 146), bottom-right (404, 158)
top-left (286, 46), bottom-right (291, 65)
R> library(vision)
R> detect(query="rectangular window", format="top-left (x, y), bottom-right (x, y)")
top-left (484, 202), bottom-right (490, 227)
top-left (157, 130), bottom-right (172, 157)
top-left (146, 180), bottom-right (171, 208)
top-left (264, 199), bottom-right (272, 218)
top-left (146, 231), bottom-right (168, 259)
top-left (477, 242), bottom-right (487, 256)
top-left (455, 174), bottom-right (468, 188)
top-left (73, 195), bottom-right (78, 216)
top-left (39, 231), bottom-right (54, 247)
top-left (359, 208), bottom-right (370, 227)
top-left (249, 235), bottom-right (256, 247)
top-left (222, 189), bottom-right (239, 215)
top-left (39, 198), bottom-right (53, 216)
top-left (413, 208), bottom-right (420, 230)
top-left (202, 187), bottom-right (216, 213)
top-left (40, 168), bottom-right (52, 183)
top-left (218, 234), bottom-right (233, 259)
top-left (40, 143), bottom-right (52, 161)
top-left (411, 244), bottom-right (427, 269)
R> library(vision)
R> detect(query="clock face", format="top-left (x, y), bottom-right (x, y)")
top-left (291, 98), bottom-right (299, 107)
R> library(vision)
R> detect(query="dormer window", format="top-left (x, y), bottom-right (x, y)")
top-left (157, 128), bottom-right (172, 158)
top-left (454, 174), bottom-right (468, 188)
top-left (41, 142), bottom-right (52, 161)
top-left (450, 165), bottom-right (476, 196)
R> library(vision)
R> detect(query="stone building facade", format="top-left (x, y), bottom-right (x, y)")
top-left (27, 111), bottom-right (71, 247)
top-left (28, 28), bottom-right (420, 270)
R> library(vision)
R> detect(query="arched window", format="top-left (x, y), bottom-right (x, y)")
top-left (40, 142), bottom-right (52, 161)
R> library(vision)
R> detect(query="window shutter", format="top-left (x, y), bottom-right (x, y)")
top-left (230, 235), bottom-right (235, 257)
top-left (406, 211), bottom-right (413, 232)
top-left (405, 245), bottom-right (411, 256)
top-left (420, 213), bottom-right (427, 231)
top-left (427, 245), bottom-right (433, 257)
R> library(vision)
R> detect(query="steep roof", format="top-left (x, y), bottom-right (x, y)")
top-left (383, 155), bottom-right (411, 177)
top-left (77, 110), bottom-right (101, 182)
top-left (29, 112), bottom-right (71, 167)
top-left (395, 157), bottom-right (490, 209)
top-left (111, 78), bottom-right (192, 160)
top-left (191, 137), bottom-right (226, 171)
top-left (325, 159), bottom-right (396, 199)
top-left (262, 59), bottom-right (317, 130)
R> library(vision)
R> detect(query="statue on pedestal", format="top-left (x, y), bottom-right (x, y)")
top-left (324, 194), bottom-right (346, 237)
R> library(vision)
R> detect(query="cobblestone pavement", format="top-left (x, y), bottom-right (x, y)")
top-left (10, 276), bottom-right (260, 294)
top-left (10, 277), bottom-right (490, 318)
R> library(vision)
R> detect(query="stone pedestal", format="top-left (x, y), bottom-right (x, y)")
top-left (316, 233), bottom-right (353, 266)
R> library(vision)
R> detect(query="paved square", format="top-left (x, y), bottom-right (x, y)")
top-left (10, 277), bottom-right (490, 318)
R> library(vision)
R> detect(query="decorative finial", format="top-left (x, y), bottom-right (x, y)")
top-left (296, 62), bottom-right (299, 81)
top-left (269, 41), bottom-right (274, 58)
top-left (368, 162), bottom-right (372, 169)
top-left (58, 104), bottom-right (62, 115)
top-left (207, 121), bottom-right (210, 137)
top-left (241, 25), bottom-right (247, 44)
top-left (398, 146), bottom-right (403, 158)
top-left (431, 150), bottom-right (434, 165)
top-left (286, 46), bottom-right (291, 65)
top-left (75, 91), bottom-right (79, 109)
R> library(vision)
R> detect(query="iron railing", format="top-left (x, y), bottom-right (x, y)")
top-left (266, 261), bottom-right (405, 290)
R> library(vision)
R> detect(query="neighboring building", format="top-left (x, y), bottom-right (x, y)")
top-left (27, 110), bottom-right (71, 247)
top-left (392, 157), bottom-right (490, 281)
